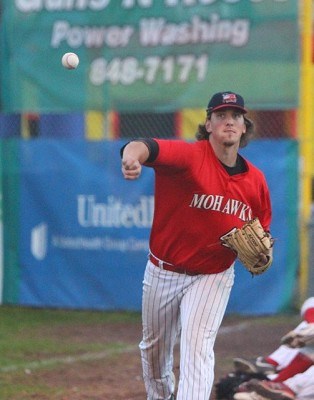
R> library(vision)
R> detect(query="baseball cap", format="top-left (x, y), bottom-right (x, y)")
top-left (207, 91), bottom-right (247, 114)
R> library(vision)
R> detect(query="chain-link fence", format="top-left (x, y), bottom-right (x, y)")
top-left (0, 108), bottom-right (297, 140)
top-left (2, 107), bottom-right (307, 200)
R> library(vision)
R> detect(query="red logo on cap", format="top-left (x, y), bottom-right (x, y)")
top-left (222, 93), bottom-right (237, 104)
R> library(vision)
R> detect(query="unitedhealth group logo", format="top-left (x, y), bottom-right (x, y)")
top-left (31, 223), bottom-right (48, 260)
top-left (29, 196), bottom-right (153, 258)
top-left (77, 195), bottom-right (154, 228)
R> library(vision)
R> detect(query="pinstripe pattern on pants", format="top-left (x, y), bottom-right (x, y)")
top-left (139, 260), bottom-right (235, 400)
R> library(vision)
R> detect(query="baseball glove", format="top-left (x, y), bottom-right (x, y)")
top-left (280, 323), bottom-right (314, 348)
top-left (215, 371), bottom-right (267, 400)
top-left (221, 218), bottom-right (273, 275)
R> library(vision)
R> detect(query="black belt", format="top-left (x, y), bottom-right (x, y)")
top-left (149, 254), bottom-right (200, 276)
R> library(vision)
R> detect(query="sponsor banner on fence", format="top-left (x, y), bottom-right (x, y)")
top-left (1, 0), bottom-right (299, 112)
top-left (18, 140), bottom-right (153, 310)
top-left (13, 139), bottom-right (299, 314)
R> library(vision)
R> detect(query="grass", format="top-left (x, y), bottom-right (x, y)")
top-left (0, 306), bottom-right (299, 399)
top-left (0, 306), bottom-right (140, 360)
top-left (0, 305), bottom-right (141, 399)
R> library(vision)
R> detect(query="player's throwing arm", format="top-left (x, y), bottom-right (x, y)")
top-left (121, 141), bottom-right (149, 180)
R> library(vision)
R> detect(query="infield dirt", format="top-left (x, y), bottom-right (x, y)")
top-left (5, 313), bottom-right (299, 400)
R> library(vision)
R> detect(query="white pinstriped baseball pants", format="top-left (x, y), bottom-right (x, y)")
top-left (285, 365), bottom-right (314, 399)
top-left (139, 260), bottom-right (235, 400)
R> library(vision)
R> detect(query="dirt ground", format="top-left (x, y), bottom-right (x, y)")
top-left (20, 314), bottom-right (298, 400)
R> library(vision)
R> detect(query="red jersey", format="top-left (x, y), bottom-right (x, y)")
top-left (145, 139), bottom-right (272, 274)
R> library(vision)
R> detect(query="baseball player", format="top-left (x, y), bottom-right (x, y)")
top-left (233, 298), bottom-right (314, 400)
top-left (233, 297), bottom-right (314, 382)
top-left (121, 91), bottom-right (273, 400)
top-left (236, 365), bottom-right (314, 399)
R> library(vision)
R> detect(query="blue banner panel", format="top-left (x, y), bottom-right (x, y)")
top-left (18, 139), bottom-right (298, 314)
top-left (19, 140), bottom-right (154, 310)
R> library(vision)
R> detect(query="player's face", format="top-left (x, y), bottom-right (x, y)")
top-left (206, 109), bottom-right (246, 148)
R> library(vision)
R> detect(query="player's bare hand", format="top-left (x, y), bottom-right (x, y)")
top-left (122, 157), bottom-right (142, 180)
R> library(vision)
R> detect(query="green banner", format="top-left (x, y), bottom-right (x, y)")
top-left (1, 0), bottom-right (299, 112)
top-left (1, 139), bottom-right (20, 304)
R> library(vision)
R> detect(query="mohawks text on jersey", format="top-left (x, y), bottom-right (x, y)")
top-left (190, 193), bottom-right (252, 222)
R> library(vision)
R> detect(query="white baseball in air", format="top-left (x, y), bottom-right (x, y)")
top-left (61, 52), bottom-right (79, 69)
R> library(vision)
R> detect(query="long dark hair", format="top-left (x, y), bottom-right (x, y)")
top-left (195, 113), bottom-right (255, 148)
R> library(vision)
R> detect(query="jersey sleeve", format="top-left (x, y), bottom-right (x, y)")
top-left (145, 139), bottom-right (199, 170)
top-left (256, 175), bottom-right (272, 232)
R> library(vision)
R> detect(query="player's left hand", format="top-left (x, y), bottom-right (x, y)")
top-left (221, 218), bottom-right (273, 275)
top-left (254, 253), bottom-right (270, 268)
